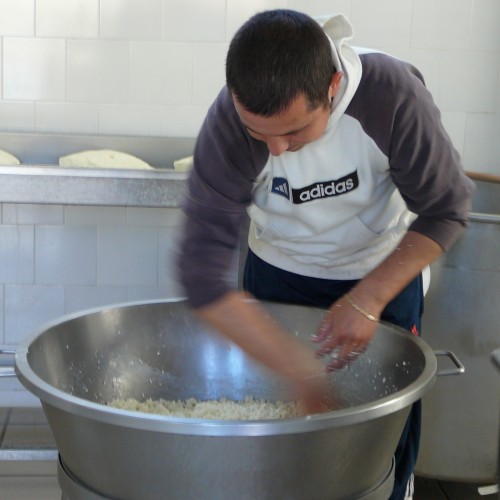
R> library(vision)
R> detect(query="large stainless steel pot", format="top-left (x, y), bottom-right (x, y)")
top-left (15, 299), bottom-right (448, 500)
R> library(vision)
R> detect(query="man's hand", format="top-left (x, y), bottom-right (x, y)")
top-left (295, 374), bottom-right (341, 415)
top-left (312, 294), bottom-right (381, 371)
top-left (312, 231), bottom-right (444, 371)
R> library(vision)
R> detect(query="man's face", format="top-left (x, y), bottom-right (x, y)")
top-left (232, 73), bottom-right (342, 157)
top-left (233, 94), bottom-right (331, 156)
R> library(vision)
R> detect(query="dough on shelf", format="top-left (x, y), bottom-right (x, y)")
top-left (59, 149), bottom-right (153, 169)
top-left (0, 149), bottom-right (21, 165)
top-left (173, 155), bottom-right (193, 172)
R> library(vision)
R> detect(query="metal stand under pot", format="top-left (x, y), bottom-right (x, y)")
top-left (57, 453), bottom-right (395, 500)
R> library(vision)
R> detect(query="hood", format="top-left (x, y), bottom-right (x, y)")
top-left (315, 14), bottom-right (362, 126)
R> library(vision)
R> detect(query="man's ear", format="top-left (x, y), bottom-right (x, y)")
top-left (328, 72), bottom-right (343, 100)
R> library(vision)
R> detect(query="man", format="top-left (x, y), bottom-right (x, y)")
top-left (176, 9), bottom-right (474, 499)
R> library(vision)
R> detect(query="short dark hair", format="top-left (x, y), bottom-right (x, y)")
top-left (226, 9), bottom-right (336, 117)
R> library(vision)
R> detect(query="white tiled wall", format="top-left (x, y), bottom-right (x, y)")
top-left (0, 0), bottom-right (498, 172)
top-left (0, 204), bottom-right (186, 345)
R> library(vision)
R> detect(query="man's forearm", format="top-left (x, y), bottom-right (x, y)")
top-left (350, 230), bottom-right (443, 316)
top-left (195, 290), bottom-right (324, 383)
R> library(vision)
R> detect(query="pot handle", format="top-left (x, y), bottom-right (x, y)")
top-left (0, 349), bottom-right (17, 378)
top-left (434, 350), bottom-right (465, 376)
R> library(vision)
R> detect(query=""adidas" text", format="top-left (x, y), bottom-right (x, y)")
top-left (291, 171), bottom-right (359, 204)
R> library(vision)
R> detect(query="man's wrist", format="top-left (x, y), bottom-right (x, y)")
top-left (344, 293), bottom-right (379, 322)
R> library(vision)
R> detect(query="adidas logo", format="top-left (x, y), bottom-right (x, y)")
top-left (270, 177), bottom-right (290, 199)
top-left (270, 171), bottom-right (359, 204)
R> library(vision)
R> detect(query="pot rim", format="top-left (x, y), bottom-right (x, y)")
top-left (14, 299), bottom-right (437, 437)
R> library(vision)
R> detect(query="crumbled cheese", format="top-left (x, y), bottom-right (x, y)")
top-left (109, 396), bottom-right (300, 420)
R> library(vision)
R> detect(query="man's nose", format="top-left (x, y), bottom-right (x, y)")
top-left (266, 137), bottom-right (289, 156)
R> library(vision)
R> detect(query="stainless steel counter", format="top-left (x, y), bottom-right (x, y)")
top-left (0, 165), bottom-right (188, 207)
top-left (0, 133), bottom-right (195, 208)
